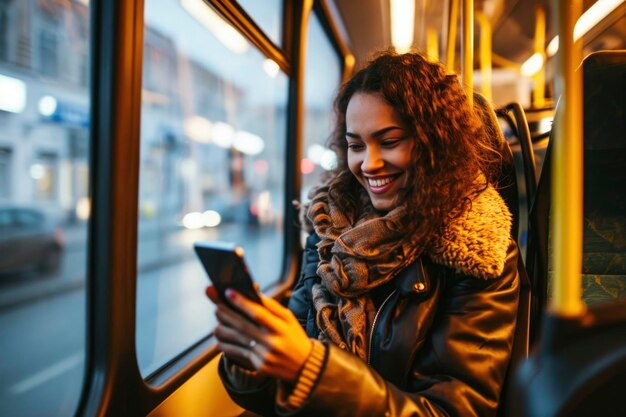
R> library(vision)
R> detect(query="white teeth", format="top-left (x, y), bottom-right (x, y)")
top-left (368, 177), bottom-right (394, 187)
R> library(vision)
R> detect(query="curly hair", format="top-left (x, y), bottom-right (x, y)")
top-left (313, 50), bottom-right (503, 240)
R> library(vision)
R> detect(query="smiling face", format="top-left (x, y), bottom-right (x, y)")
top-left (345, 92), bottom-right (415, 212)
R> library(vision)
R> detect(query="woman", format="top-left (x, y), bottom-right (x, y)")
top-left (208, 51), bottom-right (520, 417)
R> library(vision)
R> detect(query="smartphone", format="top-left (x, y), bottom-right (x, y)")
top-left (194, 241), bottom-right (262, 305)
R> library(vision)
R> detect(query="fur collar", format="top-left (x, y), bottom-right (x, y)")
top-left (427, 186), bottom-right (512, 279)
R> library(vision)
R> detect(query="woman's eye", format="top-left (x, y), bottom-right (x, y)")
top-left (347, 143), bottom-right (364, 151)
top-left (381, 138), bottom-right (401, 147)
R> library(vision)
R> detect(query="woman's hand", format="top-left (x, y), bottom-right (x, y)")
top-left (206, 286), bottom-right (313, 383)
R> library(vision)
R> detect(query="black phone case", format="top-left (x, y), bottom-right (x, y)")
top-left (194, 241), bottom-right (262, 304)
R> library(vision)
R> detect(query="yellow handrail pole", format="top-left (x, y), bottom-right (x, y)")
top-left (462, 0), bottom-right (474, 106)
top-left (446, 0), bottom-right (459, 72)
top-left (475, 11), bottom-right (492, 102)
top-left (551, 0), bottom-right (584, 315)
top-left (427, 26), bottom-right (440, 61)
top-left (533, 6), bottom-right (546, 107)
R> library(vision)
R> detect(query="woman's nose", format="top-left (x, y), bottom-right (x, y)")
top-left (362, 147), bottom-right (384, 172)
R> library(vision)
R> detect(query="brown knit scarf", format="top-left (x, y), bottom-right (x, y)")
top-left (305, 180), bottom-right (513, 361)
top-left (306, 186), bottom-right (429, 360)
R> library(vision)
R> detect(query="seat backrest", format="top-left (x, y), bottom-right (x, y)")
top-left (510, 49), bottom-right (626, 417)
top-left (528, 50), bottom-right (626, 326)
top-left (579, 51), bottom-right (626, 303)
top-left (473, 93), bottom-right (521, 240)
top-left (473, 92), bottom-right (531, 417)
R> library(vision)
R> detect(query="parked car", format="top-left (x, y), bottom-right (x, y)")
top-left (0, 206), bottom-right (65, 276)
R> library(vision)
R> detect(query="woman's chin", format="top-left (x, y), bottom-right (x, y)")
top-left (369, 196), bottom-right (395, 213)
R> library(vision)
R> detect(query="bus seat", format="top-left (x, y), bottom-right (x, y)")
top-left (472, 92), bottom-right (531, 417)
top-left (579, 51), bottom-right (626, 304)
top-left (496, 102), bottom-right (540, 262)
top-left (527, 50), bottom-right (626, 326)
top-left (473, 92), bottom-right (521, 241)
top-left (509, 300), bottom-right (626, 417)
top-left (509, 50), bottom-right (626, 417)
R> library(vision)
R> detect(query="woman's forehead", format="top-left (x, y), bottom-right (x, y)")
top-left (345, 92), bottom-right (405, 131)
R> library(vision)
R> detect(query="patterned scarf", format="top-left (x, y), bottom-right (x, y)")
top-left (306, 186), bottom-right (429, 360)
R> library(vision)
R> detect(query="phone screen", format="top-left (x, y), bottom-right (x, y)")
top-left (194, 241), bottom-right (261, 304)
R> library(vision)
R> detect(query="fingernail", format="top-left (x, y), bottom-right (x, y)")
top-left (225, 288), bottom-right (236, 299)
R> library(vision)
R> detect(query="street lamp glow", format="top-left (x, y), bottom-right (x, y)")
top-left (184, 115), bottom-right (213, 143)
top-left (182, 212), bottom-right (205, 229)
top-left (212, 122), bottom-right (235, 148)
top-left (233, 130), bottom-right (265, 155)
top-left (38, 95), bottom-right (58, 117)
top-left (203, 210), bottom-right (222, 227)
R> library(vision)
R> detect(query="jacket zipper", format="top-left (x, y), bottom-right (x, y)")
top-left (367, 289), bottom-right (397, 366)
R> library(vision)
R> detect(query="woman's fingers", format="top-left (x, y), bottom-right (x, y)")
top-left (258, 293), bottom-right (292, 321)
top-left (217, 339), bottom-right (268, 372)
top-left (211, 289), bottom-right (314, 382)
top-left (214, 319), bottom-right (258, 348)
top-left (225, 289), bottom-right (285, 333)
top-left (205, 286), bottom-right (221, 305)
top-left (215, 305), bottom-right (267, 341)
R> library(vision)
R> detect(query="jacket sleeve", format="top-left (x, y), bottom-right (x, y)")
top-left (285, 239), bottom-right (521, 417)
top-left (218, 355), bottom-right (279, 417)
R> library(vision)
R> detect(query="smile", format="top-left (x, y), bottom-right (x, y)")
top-left (368, 176), bottom-right (395, 187)
top-left (366, 175), bottom-right (401, 194)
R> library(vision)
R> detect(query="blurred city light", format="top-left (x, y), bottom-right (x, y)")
top-left (212, 122), bottom-right (235, 148)
top-left (184, 115), bottom-right (213, 143)
top-left (202, 210), bottom-right (222, 227)
top-left (0, 74), bottom-right (27, 114)
top-left (233, 130), bottom-right (265, 155)
top-left (38, 95), bottom-right (58, 116)
top-left (262, 59), bottom-right (280, 78)
top-left (319, 149), bottom-right (337, 170)
top-left (182, 212), bottom-right (205, 229)
top-left (300, 158), bottom-right (315, 175)
top-left (76, 197), bottom-right (91, 220)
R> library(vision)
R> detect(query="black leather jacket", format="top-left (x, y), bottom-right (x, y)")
top-left (220, 232), bottom-right (520, 417)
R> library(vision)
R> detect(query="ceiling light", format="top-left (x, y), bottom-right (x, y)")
top-left (390, 0), bottom-right (415, 53)
top-left (546, 0), bottom-right (624, 57)
top-left (521, 52), bottom-right (545, 77)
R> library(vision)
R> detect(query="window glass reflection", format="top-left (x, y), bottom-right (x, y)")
top-left (137, 0), bottom-right (288, 377)
top-left (0, 1), bottom-right (89, 416)
top-left (236, 0), bottom-right (283, 46)
top-left (301, 13), bottom-right (342, 200)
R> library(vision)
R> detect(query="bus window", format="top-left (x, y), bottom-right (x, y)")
top-left (0, 1), bottom-right (90, 416)
top-left (236, 0), bottom-right (283, 47)
top-left (301, 11), bottom-right (342, 201)
top-left (136, 0), bottom-right (288, 377)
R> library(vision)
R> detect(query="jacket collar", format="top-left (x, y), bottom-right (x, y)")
top-left (426, 186), bottom-right (512, 279)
